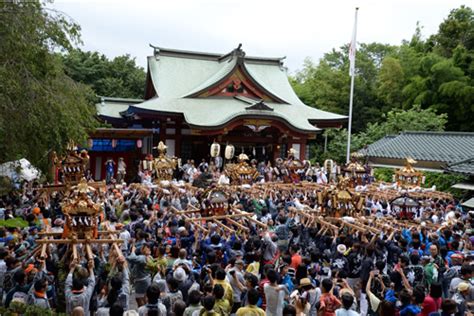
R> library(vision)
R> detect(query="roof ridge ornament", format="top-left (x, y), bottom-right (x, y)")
top-left (231, 43), bottom-right (246, 64)
top-left (219, 43), bottom-right (246, 63)
top-left (149, 44), bottom-right (160, 60)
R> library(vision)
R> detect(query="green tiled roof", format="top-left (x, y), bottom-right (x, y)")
top-left (96, 45), bottom-right (346, 132)
top-left (126, 97), bottom-right (324, 132)
top-left (96, 96), bottom-right (143, 119)
top-left (445, 157), bottom-right (474, 176)
top-left (365, 131), bottom-right (474, 164)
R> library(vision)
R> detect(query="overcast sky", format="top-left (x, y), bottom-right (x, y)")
top-left (50, 0), bottom-right (469, 74)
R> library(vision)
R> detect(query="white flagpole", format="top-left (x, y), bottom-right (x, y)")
top-left (346, 7), bottom-right (359, 164)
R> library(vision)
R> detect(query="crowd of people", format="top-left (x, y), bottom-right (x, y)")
top-left (0, 169), bottom-right (473, 316)
top-left (136, 157), bottom-right (348, 187)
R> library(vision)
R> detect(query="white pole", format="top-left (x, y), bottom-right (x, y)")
top-left (346, 7), bottom-right (359, 164)
top-left (346, 73), bottom-right (356, 163)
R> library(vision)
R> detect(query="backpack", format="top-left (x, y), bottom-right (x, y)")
top-left (11, 291), bottom-right (28, 305)
top-left (69, 293), bottom-right (87, 312)
top-left (3, 269), bottom-right (16, 293)
top-left (443, 266), bottom-right (459, 282)
top-left (411, 265), bottom-right (425, 288)
top-left (27, 293), bottom-right (49, 309)
top-left (144, 303), bottom-right (162, 316)
top-left (164, 291), bottom-right (182, 312)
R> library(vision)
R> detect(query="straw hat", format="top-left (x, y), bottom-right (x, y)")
top-left (458, 282), bottom-right (470, 292)
top-left (299, 278), bottom-right (313, 288)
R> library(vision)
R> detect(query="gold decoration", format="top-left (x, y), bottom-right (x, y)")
top-left (52, 143), bottom-right (90, 185)
top-left (61, 178), bottom-right (101, 241)
top-left (151, 141), bottom-right (177, 181)
top-left (342, 153), bottom-right (367, 187)
top-left (395, 158), bottom-right (423, 188)
top-left (224, 160), bottom-right (259, 185)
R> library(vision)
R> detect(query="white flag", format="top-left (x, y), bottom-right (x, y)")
top-left (349, 8), bottom-right (359, 77)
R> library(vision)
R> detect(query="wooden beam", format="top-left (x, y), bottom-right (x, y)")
top-left (185, 212), bottom-right (253, 222)
top-left (38, 230), bottom-right (120, 236)
top-left (36, 239), bottom-right (124, 244)
top-left (213, 220), bottom-right (235, 233)
top-left (226, 218), bottom-right (250, 231)
top-left (232, 208), bottom-right (267, 229)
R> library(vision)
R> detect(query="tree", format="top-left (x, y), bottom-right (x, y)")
top-left (62, 49), bottom-right (146, 99)
top-left (0, 1), bottom-right (98, 172)
top-left (317, 105), bottom-right (447, 163)
top-left (430, 5), bottom-right (474, 57)
top-left (290, 43), bottom-right (396, 133)
top-left (292, 6), bottom-right (473, 134)
top-left (376, 57), bottom-right (405, 110)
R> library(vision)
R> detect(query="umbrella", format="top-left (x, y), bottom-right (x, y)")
top-left (390, 195), bottom-right (419, 207)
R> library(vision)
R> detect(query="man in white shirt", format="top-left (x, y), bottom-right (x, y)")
top-left (116, 223), bottom-right (131, 252)
top-left (336, 293), bottom-right (360, 316)
top-left (264, 269), bottom-right (288, 316)
top-left (228, 259), bottom-right (246, 313)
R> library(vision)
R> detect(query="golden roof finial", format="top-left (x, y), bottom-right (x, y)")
top-left (238, 153), bottom-right (249, 161)
top-left (406, 157), bottom-right (417, 165)
top-left (156, 141), bottom-right (167, 154)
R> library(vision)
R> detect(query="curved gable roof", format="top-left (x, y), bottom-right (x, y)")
top-left (109, 45), bottom-right (347, 133)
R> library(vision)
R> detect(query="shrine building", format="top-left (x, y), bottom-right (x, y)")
top-left (89, 45), bottom-right (346, 181)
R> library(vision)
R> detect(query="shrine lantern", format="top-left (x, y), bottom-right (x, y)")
top-left (225, 144), bottom-right (235, 160)
top-left (111, 139), bottom-right (117, 148)
top-left (136, 139), bottom-right (143, 149)
top-left (210, 142), bottom-right (221, 158)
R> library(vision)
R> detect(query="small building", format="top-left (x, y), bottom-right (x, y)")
top-left (363, 131), bottom-right (474, 176)
top-left (89, 45), bottom-right (347, 181)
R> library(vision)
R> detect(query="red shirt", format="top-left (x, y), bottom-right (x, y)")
top-left (259, 278), bottom-right (270, 310)
top-left (420, 295), bottom-right (441, 316)
top-left (319, 293), bottom-right (341, 316)
top-left (290, 253), bottom-right (302, 269)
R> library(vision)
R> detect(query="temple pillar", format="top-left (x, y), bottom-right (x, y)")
top-left (175, 120), bottom-right (182, 157)
top-left (159, 119), bottom-right (166, 142)
top-left (299, 139), bottom-right (307, 161)
top-left (287, 139), bottom-right (293, 157)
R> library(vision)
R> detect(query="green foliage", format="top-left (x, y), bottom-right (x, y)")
top-left (314, 105), bottom-right (447, 163)
top-left (0, 303), bottom-right (61, 316)
top-left (0, 176), bottom-right (14, 195)
top-left (429, 5), bottom-right (474, 57)
top-left (62, 49), bottom-right (146, 99)
top-left (25, 304), bottom-right (55, 316)
top-left (291, 5), bottom-right (474, 133)
top-left (373, 168), bottom-right (394, 183)
top-left (291, 43), bottom-right (397, 133)
top-left (376, 57), bottom-right (405, 109)
top-left (0, 1), bottom-right (99, 173)
top-left (0, 217), bottom-right (29, 228)
top-left (381, 105), bottom-right (447, 134)
top-left (423, 171), bottom-right (468, 194)
top-left (300, 6), bottom-right (472, 166)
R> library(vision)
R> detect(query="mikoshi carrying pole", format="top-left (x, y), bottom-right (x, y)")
top-left (346, 7), bottom-right (359, 163)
